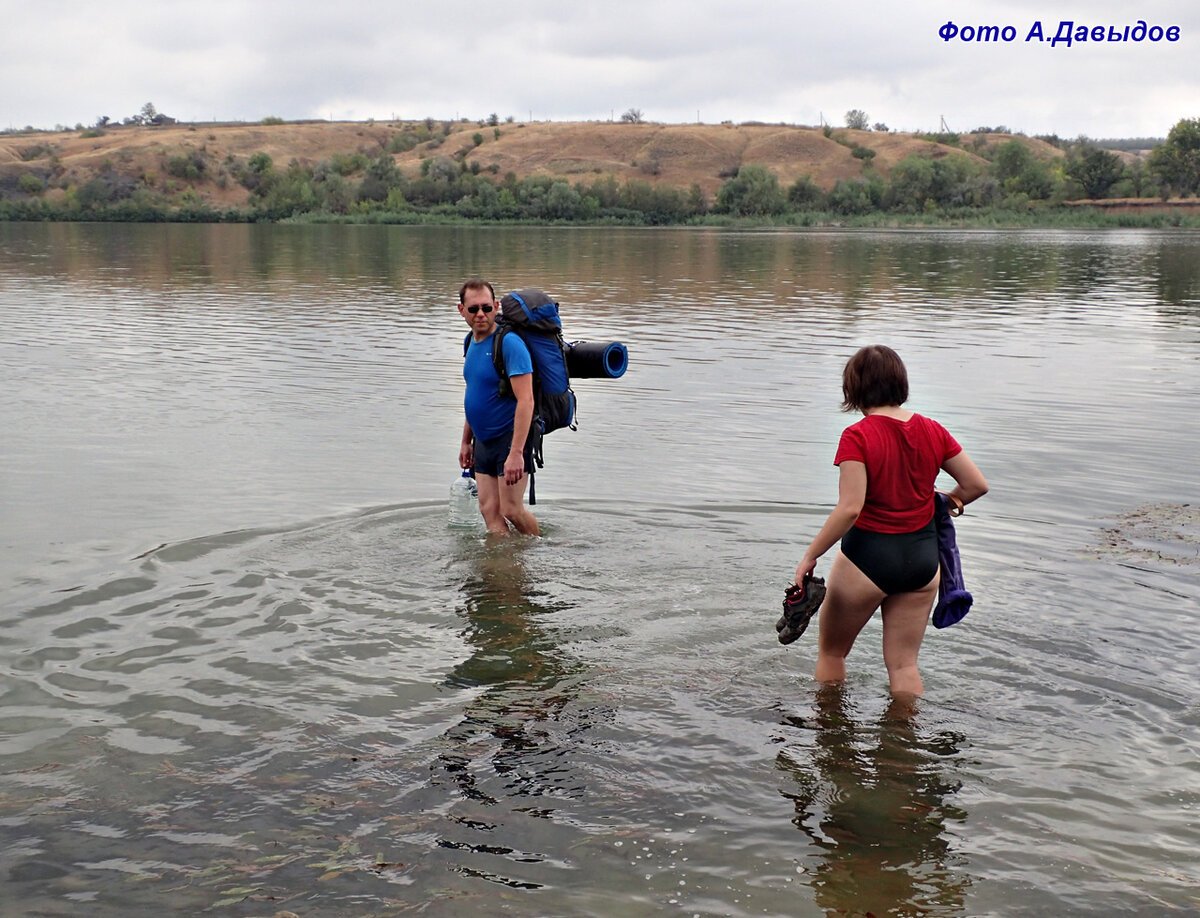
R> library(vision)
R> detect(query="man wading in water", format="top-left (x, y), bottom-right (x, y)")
top-left (457, 278), bottom-right (539, 535)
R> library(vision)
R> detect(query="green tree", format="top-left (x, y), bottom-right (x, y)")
top-left (1149, 117), bottom-right (1200, 196)
top-left (992, 140), bottom-right (1053, 199)
top-left (258, 165), bottom-right (319, 218)
top-left (885, 155), bottom-right (982, 211)
top-left (715, 165), bottom-right (787, 216)
top-left (357, 154), bottom-right (404, 202)
top-left (1119, 159), bottom-right (1155, 198)
top-left (1065, 146), bottom-right (1125, 199)
top-left (456, 180), bottom-right (504, 219)
top-left (619, 181), bottom-right (693, 224)
top-left (582, 175), bottom-right (622, 209)
top-left (885, 156), bottom-right (936, 212)
top-left (317, 172), bottom-right (353, 214)
top-left (537, 181), bottom-right (585, 220)
top-left (845, 109), bottom-right (869, 130)
top-left (827, 176), bottom-right (884, 214)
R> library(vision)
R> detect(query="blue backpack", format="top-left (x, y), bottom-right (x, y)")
top-left (463, 288), bottom-right (577, 501)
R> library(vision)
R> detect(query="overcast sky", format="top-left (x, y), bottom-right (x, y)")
top-left (3, 1), bottom-right (1195, 138)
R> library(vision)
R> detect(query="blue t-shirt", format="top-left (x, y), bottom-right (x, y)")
top-left (463, 330), bottom-right (533, 440)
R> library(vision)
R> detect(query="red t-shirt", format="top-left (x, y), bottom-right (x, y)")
top-left (834, 413), bottom-right (962, 533)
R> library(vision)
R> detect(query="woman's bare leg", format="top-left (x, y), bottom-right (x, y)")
top-left (879, 572), bottom-right (939, 696)
top-left (815, 550), bottom-right (886, 684)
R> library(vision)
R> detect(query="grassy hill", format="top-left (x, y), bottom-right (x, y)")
top-left (4, 118), bottom-right (1193, 226)
top-left (0, 118), bottom-right (1064, 209)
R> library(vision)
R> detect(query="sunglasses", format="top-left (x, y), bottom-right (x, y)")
top-left (466, 304), bottom-right (494, 315)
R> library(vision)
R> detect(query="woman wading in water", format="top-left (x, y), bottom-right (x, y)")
top-left (794, 345), bottom-right (989, 695)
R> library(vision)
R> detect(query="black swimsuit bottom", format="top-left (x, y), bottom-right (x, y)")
top-left (840, 518), bottom-right (938, 595)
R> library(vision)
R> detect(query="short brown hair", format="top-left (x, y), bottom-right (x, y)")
top-left (841, 344), bottom-right (909, 412)
top-left (458, 277), bottom-right (495, 304)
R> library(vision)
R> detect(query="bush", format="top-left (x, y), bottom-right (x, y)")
top-left (327, 152), bottom-right (369, 176)
top-left (716, 165), bottom-right (787, 216)
top-left (74, 173), bottom-right (139, 210)
top-left (17, 172), bottom-right (46, 194)
top-left (917, 132), bottom-right (961, 147)
top-left (358, 156), bottom-right (406, 203)
top-left (827, 177), bottom-right (883, 215)
top-left (387, 132), bottom-right (420, 154)
top-left (19, 144), bottom-right (55, 161)
top-left (164, 150), bottom-right (207, 180)
top-left (787, 176), bottom-right (823, 209)
top-left (619, 180), bottom-right (696, 224)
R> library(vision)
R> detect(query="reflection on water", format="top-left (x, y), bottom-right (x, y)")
top-left (435, 541), bottom-right (602, 889)
top-left (779, 687), bottom-right (968, 916)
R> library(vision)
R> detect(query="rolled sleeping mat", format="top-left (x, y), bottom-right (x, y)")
top-left (567, 341), bottom-right (628, 379)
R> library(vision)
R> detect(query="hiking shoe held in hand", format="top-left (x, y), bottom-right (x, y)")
top-left (776, 575), bottom-right (826, 645)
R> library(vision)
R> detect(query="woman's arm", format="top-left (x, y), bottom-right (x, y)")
top-left (942, 451), bottom-right (989, 508)
top-left (794, 461), bottom-right (867, 584)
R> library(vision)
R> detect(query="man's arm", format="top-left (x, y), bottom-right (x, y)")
top-left (460, 420), bottom-right (474, 469)
top-left (504, 373), bottom-right (534, 485)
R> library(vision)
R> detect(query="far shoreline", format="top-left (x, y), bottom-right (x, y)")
top-left (4, 207), bottom-right (1199, 231)
top-left (4, 117), bottom-right (1197, 230)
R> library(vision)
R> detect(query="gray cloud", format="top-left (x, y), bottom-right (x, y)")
top-left (1, 0), bottom-right (1194, 136)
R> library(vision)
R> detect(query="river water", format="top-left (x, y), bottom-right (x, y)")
top-left (1, 223), bottom-right (1198, 916)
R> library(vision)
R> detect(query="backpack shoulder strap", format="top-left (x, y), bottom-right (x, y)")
top-left (463, 332), bottom-right (471, 358)
top-left (492, 326), bottom-right (515, 399)
top-left (491, 326), bottom-right (511, 382)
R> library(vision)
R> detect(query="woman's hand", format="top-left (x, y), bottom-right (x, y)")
top-left (942, 451), bottom-right (989, 507)
top-left (794, 555), bottom-right (817, 586)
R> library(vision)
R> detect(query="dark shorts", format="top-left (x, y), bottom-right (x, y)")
top-left (472, 428), bottom-right (533, 478)
top-left (840, 519), bottom-right (938, 595)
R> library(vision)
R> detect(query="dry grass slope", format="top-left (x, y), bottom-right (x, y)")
top-left (0, 119), bottom-right (1024, 209)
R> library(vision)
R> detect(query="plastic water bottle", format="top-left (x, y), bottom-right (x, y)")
top-left (448, 470), bottom-right (479, 529)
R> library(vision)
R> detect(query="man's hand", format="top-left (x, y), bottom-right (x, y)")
top-left (459, 440), bottom-right (474, 470)
top-left (503, 451), bottom-right (525, 485)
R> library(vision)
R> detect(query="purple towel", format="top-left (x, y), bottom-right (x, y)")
top-left (932, 492), bottom-right (973, 628)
